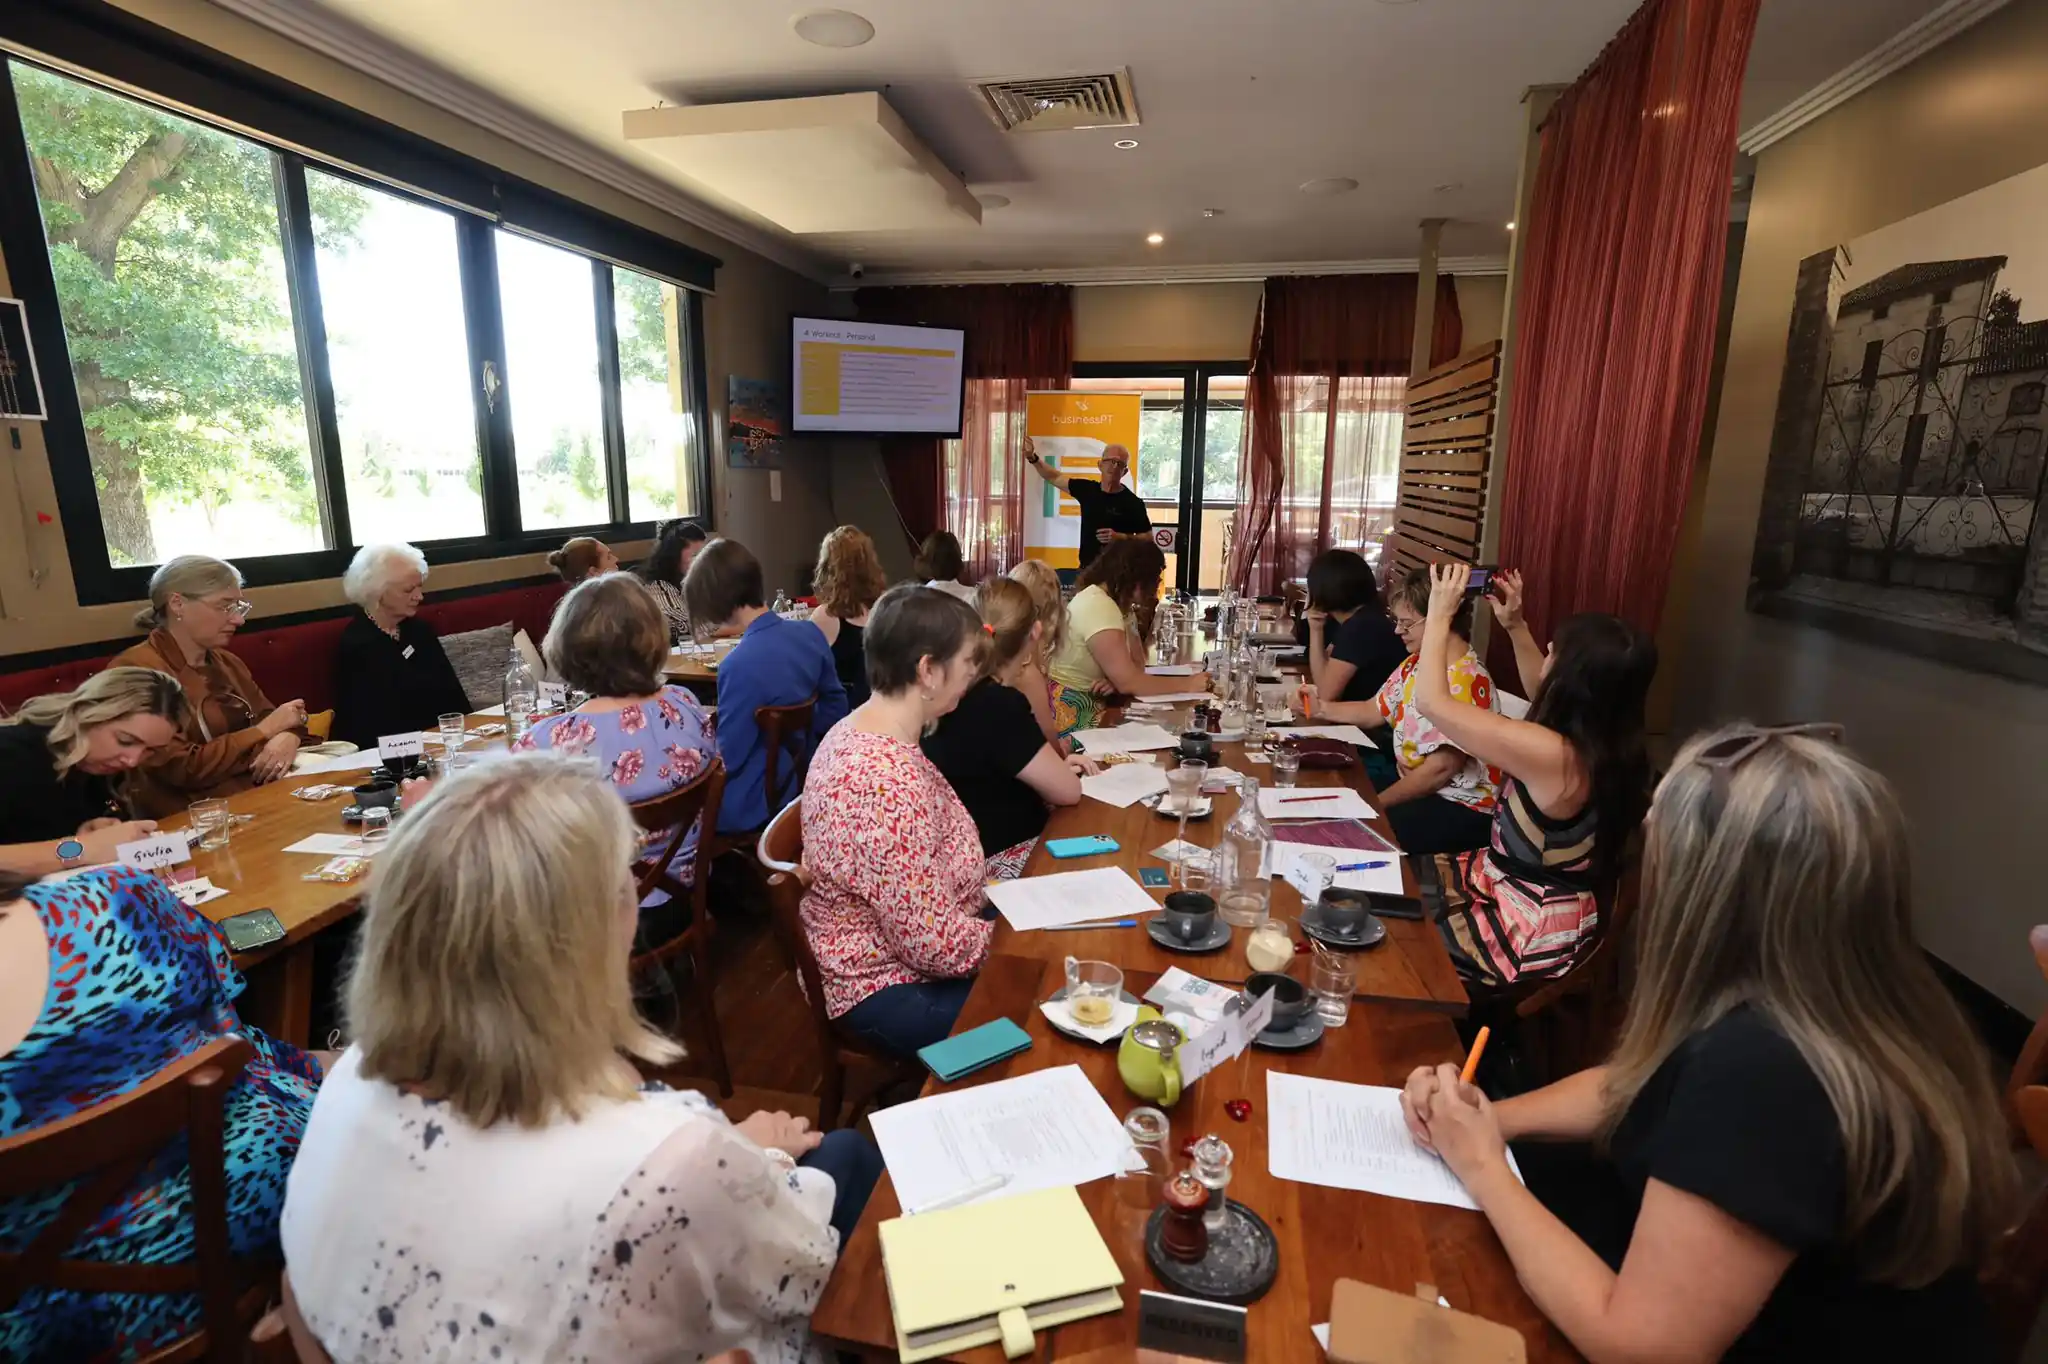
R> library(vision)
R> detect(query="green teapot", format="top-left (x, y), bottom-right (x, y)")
top-left (1117, 1007), bottom-right (1187, 1107)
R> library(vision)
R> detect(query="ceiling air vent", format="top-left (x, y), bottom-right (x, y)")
top-left (972, 68), bottom-right (1139, 133)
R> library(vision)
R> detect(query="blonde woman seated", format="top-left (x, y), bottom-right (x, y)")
top-left (0, 667), bottom-right (184, 876)
top-left (1007, 558), bottom-right (1070, 750)
top-left (1048, 539), bottom-right (1207, 735)
top-left (808, 525), bottom-right (888, 708)
top-left (282, 751), bottom-right (880, 1363)
top-left (1402, 726), bottom-right (2014, 1362)
top-left (923, 579), bottom-right (1096, 878)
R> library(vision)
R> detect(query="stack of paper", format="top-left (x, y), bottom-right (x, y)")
top-left (986, 868), bottom-right (1159, 931)
top-left (1271, 841), bottom-right (1405, 896)
top-left (1145, 664), bottom-right (1197, 676)
top-left (1266, 1073), bottom-right (1521, 1210)
top-left (1079, 763), bottom-right (1172, 808)
top-left (1069, 722), bottom-right (1180, 755)
top-left (1258, 787), bottom-right (1377, 821)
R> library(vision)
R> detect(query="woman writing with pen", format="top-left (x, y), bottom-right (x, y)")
top-left (1401, 727), bottom-right (2013, 1362)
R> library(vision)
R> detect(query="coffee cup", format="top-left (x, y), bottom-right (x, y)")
top-left (1177, 731), bottom-right (1214, 764)
top-left (1244, 971), bottom-right (1310, 1029)
top-left (352, 779), bottom-right (399, 813)
top-left (1161, 891), bottom-right (1217, 943)
top-left (1317, 887), bottom-right (1371, 938)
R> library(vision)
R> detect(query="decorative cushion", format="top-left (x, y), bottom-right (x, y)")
top-left (442, 622), bottom-right (515, 712)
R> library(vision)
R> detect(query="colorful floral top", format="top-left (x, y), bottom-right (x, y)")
top-left (1374, 649), bottom-right (1504, 811)
top-left (0, 867), bottom-right (322, 1362)
top-left (515, 685), bottom-right (717, 898)
top-left (799, 727), bottom-right (993, 1018)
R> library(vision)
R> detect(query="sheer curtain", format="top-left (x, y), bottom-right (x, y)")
top-left (856, 285), bottom-right (1072, 580)
top-left (1231, 274), bottom-right (1460, 594)
top-left (1496, 0), bottom-right (1760, 638)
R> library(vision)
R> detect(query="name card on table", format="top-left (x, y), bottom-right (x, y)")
top-left (377, 731), bottom-right (425, 761)
top-left (539, 681), bottom-right (568, 712)
top-left (116, 832), bottom-right (192, 872)
top-left (1138, 1290), bottom-right (1248, 1362)
top-left (1177, 989), bottom-right (1276, 1087)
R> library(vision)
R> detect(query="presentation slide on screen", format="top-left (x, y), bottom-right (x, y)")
top-left (792, 318), bottom-right (965, 434)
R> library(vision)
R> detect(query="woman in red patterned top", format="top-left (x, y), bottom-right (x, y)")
top-left (800, 584), bottom-right (994, 1057)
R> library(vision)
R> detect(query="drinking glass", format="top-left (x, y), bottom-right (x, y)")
top-left (1063, 956), bottom-right (1125, 1028)
top-left (1244, 708), bottom-right (1269, 754)
top-left (358, 805), bottom-right (392, 845)
top-left (437, 712), bottom-right (467, 758)
top-left (1309, 948), bottom-right (1356, 1027)
top-left (1271, 745), bottom-right (1302, 788)
top-left (1167, 761), bottom-right (1207, 882)
top-left (187, 798), bottom-right (231, 852)
top-left (1179, 849), bottom-right (1214, 895)
top-left (1118, 1106), bottom-right (1174, 1209)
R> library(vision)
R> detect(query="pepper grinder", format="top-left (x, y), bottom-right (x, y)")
top-left (1158, 1167), bottom-right (1210, 1263)
top-left (1190, 1134), bottom-right (1235, 1233)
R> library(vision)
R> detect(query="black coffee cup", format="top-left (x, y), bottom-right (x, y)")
top-left (1178, 730), bottom-right (1214, 764)
top-left (1245, 971), bottom-right (1310, 1028)
top-left (1316, 887), bottom-right (1371, 938)
top-left (1161, 890), bottom-right (1217, 943)
top-left (352, 779), bottom-right (399, 813)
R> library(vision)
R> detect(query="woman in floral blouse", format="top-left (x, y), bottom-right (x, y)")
top-left (800, 585), bottom-right (993, 1058)
top-left (515, 573), bottom-right (718, 947)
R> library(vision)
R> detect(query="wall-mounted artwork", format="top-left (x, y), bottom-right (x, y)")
top-left (726, 376), bottom-right (785, 470)
top-left (1749, 159), bottom-right (2048, 674)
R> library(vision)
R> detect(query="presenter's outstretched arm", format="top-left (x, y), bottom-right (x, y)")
top-left (1023, 435), bottom-right (1072, 492)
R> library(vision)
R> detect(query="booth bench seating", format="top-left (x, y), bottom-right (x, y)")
top-left (0, 580), bottom-right (566, 715)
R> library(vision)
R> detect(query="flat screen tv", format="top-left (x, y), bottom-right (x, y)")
top-left (790, 316), bottom-right (966, 437)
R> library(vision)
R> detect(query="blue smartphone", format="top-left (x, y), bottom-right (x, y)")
top-left (1045, 834), bottom-right (1120, 859)
top-left (918, 1017), bottom-right (1034, 1082)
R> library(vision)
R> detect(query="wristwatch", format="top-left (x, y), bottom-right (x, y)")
top-left (55, 838), bottom-right (86, 868)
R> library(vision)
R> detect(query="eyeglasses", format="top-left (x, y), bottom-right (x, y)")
top-left (1694, 722), bottom-right (1844, 781)
top-left (201, 597), bottom-right (254, 621)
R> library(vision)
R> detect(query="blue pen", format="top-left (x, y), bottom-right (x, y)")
top-left (1333, 860), bottom-right (1391, 872)
top-left (1066, 919), bottom-right (1138, 929)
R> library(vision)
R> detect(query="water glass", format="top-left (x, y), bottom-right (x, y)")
top-left (1118, 1106), bottom-right (1174, 1209)
top-left (1244, 708), bottom-right (1269, 753)
top-left (1309, 950), bottom-right (1356, 1027)
top-left (1178, 849), bottom-right (1214, 895)
top-left (358, 805), bottom-right (392, 845)
top-left (1272, 745), bottom-right (1302, 788)
top-left (188, 798), bottom-right (231, 852)
top-left (437, 712), bottom-right (467, 755)
top-left (1167, 761), bottom-right (1207, 882)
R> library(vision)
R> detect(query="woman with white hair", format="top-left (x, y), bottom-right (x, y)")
top-left (282, 751), bottom-right (878, 1361)
top-left (329, 543), bottom-right (471, 748)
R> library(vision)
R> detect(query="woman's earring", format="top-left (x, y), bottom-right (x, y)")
top-left (921, 689), bottom-right (934, 702)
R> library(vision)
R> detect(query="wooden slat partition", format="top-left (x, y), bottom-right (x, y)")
top-left (1385, 340), bottom-right (1502, 581)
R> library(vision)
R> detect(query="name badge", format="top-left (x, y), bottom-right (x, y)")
top-left (400, 644), bottom-right (415, 659)
top-left (1137, 1291), bottom-right (1247, 1362)
top-left (117, 832), bottom-right (192, 872)
top-left (378, 731), bottom-right (426, 760)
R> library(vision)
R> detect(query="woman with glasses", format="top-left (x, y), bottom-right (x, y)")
top-left (1405, 564), bottom-right (1655, 989)
top-left (110, 555), bottom-right (312, 818)
top-left (1400, 726), bottom-right (2013, 1362)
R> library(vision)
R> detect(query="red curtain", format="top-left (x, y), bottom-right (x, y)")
top-left (1496, 0), bottom-right (1760, 639)
top-left (857, 285), bottom-right (1072, 577)
top-left (1230, 274), bottom-right (1461, 594)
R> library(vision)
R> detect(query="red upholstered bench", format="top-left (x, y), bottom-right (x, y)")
top-left (0, 579), bottom-right (566, 714)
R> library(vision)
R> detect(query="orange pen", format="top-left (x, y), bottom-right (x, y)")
top-left (1460, 1026), bottom-right (1491, 1085)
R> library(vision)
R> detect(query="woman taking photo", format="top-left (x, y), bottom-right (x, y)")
top-left (1006, 559), bottom-right (1069, 749)
top-left (1406, 565), bottom-right (1654, 987)
top-left (329, 542), bottom-right (471, 748)
top-left (1048, 539), bottom-right (1206, 734)
top-left (808, 525), bottom-right (889, 708)
top-left (1401, 727), bottom-right (2014, 1362)
top-left (802, 586), bottom-right (993, 1056)
top-left (547, 535), bottom-right (618, 583)
top-left (283, 751), bottom-right (878, 1361)
top-left (923, 579), bottom-right (1094, 877)
top-left (111, 555), bottom-right (311, 818)
top-left (0, 668), bottom-right (183, 876)
top-left (638, 519), bottom-right (708, 642)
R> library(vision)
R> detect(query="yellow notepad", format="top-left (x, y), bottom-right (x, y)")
top-left (879, 1185), bottom-right (1125, 1362)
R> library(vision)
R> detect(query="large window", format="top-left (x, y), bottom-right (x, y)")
top-left (1, 53), bottom-right (712, 601)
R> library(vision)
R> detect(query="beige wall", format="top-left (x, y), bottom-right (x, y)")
top-left (1072, 275), bottom-right (1508, 365)
top-left (0, 0), bottom-right (833, 656)
top-left (1672, 0), bottom-right (2048, 1011)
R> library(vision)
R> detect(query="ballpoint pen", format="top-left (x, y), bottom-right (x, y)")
top-left (1333, 860), bottom-right (1391, 871)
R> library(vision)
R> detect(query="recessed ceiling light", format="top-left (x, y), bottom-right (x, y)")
top-left (791, 9), bottom-right (875, 47)
top-left (1113, 138), bottom-right (1139, 150)
top-left (1146, 232), bottom-right (1165, 245)
top-left (1506, 220), bottom-right (1517, 230)
top-left (1299, 177), bottom-right (1359, 196)
top-left (976, 193), bottom-right (1011, 209)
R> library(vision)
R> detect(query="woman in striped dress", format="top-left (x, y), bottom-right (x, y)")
top-left (1409, 565), bottom-right (1656, 990)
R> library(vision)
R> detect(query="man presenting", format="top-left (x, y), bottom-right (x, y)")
top-left (1024, 434), bottom-right (1152, 569)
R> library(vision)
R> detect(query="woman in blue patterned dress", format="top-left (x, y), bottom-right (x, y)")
top-left (513, 572), bottom-right (719, 948)
top-left (0, 865), bottom-right (323, 1361)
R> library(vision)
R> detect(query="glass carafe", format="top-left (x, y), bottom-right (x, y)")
top-left (1215, 775), bottom-right (1274, 928)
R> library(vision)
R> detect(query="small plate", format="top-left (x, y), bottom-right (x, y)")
top-left (1253, 1012), bottom-right (1327, 1051)
top-left (1147, 916), bottom-right (1232, 954)
top-left (1146, 794), bottom-right (1214, 820)
top-left (1044, 985), bottom-right (1143, 1043)
top-left (1301, 910), bottom-right (1387, 950)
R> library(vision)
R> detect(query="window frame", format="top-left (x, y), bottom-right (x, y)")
top-left (0, 7), bottom-right (716, 604)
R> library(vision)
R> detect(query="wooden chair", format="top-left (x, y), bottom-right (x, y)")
top-left (757, 799), bottom-right (923, 1131)
top-left (629, 759), bottom-right (733, 1097)
top-left (0, 1036), bottom-right (273, 1364)
top-left (1984, 926), bottom-right (2048, 1358)
top-left (757, 699), bottom-right (818, 818)
top-left (1508, 860), bottom-right (1640, 1086)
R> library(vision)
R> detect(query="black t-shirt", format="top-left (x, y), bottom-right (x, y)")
top-left (1068, 478), bottom-right (1152, 568)
top-left (330, 610), bottom-right (475, 749)
top-left (830, 619), bottom-right (869, 709)
top-left (1600, 1007), bottom-right (1994, 1362)
top-left (0, 722), bottom-right (118, 842)
top-left (921, 679), bottom-right (1051, 856)
top-left (1328, 609), bottom-right (1407, 703)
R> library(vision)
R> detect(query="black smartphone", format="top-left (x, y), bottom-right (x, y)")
top-left (1364, 891), bottom-right (1425, 921)
top-left (220, 908), bottom-right (286, 953)
top-left (1465, 565), bottom-right (1499, 598)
